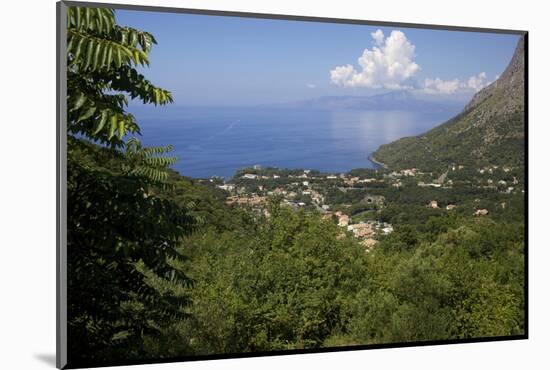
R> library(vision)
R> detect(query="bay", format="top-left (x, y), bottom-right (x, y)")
top-left (131, 106), bottom-right (459, 179)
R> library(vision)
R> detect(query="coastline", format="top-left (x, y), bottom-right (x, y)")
top-left (193, 155), bottom-right (389, 180)
top-left (368, 154), bottom-right (388, 169)
top-left (187, 151), bottom-right (391, 180)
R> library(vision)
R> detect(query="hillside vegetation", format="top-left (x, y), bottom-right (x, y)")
top-left (70, 140), bottom-right (525, 363)
top-left (374, 38), bottom-right (525, 171)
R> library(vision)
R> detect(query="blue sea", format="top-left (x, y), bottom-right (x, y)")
top-left (130, 106), bottom-right (458, 179)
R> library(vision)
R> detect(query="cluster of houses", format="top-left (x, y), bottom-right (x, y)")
top-left (386, 168), bottom-right (420, 178)
top-left (427, 200), bottom-right (457, 210)
top-left (217, 184), bottom-right (235, 192)
top-left (418, 181), bottom-right (443, 188)
top-left (342, 176), bottom-right (381, 186)
top-left (473, 209), bottom-right (489, 216)
top-left (389, 164), bottom-right (520, 194)
top-left (384, 168), bottom-right (458, 190)
top-left (478, 165), bottom-right (513, 175)
top-left (241, 173), bottom-right (270, 180)
top-left (234, 169), bottom-right (373, 211)
top-left (226, 195), bottom-right (267, 206)
top-left (480, 177), bottom-right (519, 194)
top-left (241, 170), bottom-right (383, 185)
top-left (219, 165), bottom-right (512, 243)
top-left (226, 169), bottom-right (329, 210)
top-left (427, 200), bottom-right (490, 216)
top-left (320, 211), bottom-right (393, 251)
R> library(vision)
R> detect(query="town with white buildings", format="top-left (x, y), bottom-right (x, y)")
top-left (197, 163), bottom-right (524, 251)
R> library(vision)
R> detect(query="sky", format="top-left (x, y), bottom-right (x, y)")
top-left (116, 9), bottom-right (521, 107)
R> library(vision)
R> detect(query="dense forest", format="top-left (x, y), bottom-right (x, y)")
top-left (65, 7), bottom-right (525, 367)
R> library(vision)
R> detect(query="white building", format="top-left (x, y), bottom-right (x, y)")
top-left (217, 184), bottom-right (235, 191)
top-left (382, 226), bottom-right (394, 234)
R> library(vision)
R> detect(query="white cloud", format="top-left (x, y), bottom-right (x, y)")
top-left (422, 72), bottom-right (492, 94)
top-left (330, 29), bottom-right (495, 96)
top-left (330, 29), bottom-right (420, 89)
top-left (306, 83), bottom-right (317, 89)
top-left (423, 78), bottom-right (461, 94)
top-left (467, 72), bottom-right (488, 91)
top-left (330, 65), bottom-right (355, 86)
top-left (371, 29), bottom-right (385, 46)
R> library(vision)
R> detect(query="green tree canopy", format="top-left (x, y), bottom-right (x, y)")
top-left (66, 6), bottom-right (197, 365)
top-left (67, 6), bottom-right (172, 148)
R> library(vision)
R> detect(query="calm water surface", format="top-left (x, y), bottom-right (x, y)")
top-left (131, 106), bottom-right (458, 178)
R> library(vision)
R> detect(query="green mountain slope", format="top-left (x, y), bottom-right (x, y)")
top-left (373, 37), bottom-right (525, 171)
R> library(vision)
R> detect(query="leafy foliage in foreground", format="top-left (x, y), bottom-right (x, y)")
top-left (66, 6), bottom-right (173, 148)
top-left (67, 139), bottom-right (197, 362)
top-left (347, 217), bottom-right (524, 343)
top-left (140, 200), bottom-right (524, 356)
top-left (66, 6), bottom-right (196, 365)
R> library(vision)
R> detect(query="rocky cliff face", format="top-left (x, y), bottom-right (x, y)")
top-left (466, 38), bottom-right (524, 112)
top-left (373, 36), bottom-right (526, 171)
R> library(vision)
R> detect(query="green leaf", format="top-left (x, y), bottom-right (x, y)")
top-left (130, 30), bottom-right (137, 47)
top-left (84, 7), bottom-right (91, 29)
top-left (92, 40), bottom-right (102, 70)
top-left (103, 9), bottom-right (114, 32)
top-left (120, 29), bottom-right (128, 45)
top-left (100, 41), bottom-right (108, 69)
top-left (67, 36), bottom-right (75, 54)
top-left (108, 114), bottom-right (117, 139)
top-left (133, 49), bottom-right (140, 65)
top-left (93, 110), bottom-right (109, 135)
top-left (115, 47), bottom-right (122, 68)
top-left (72, 35), bottom-right (85, 62)
top-left (143, 36), bottom-right (153, 53)
top-left (71, 94), bottom-right (86, 111)
top-left (154, 89), bottom-right (160, 105)
top-left (95, 8), bottom-right (103, 31)
top-left (74, 7), bottom-right (81, 29)
top-left (84, 38), bottom-right (94, 69)
top-left (117, 119), bottom-right (125, 139)
top-left (106, 44), bottom-right (113, 68)
top-left (77, 106), bottom-right (96, 123)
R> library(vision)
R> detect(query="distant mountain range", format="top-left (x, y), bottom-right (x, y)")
top-left (372, 37), bottom-right (525, 171)
top-left (261, 90), bottom-right (468, 113)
